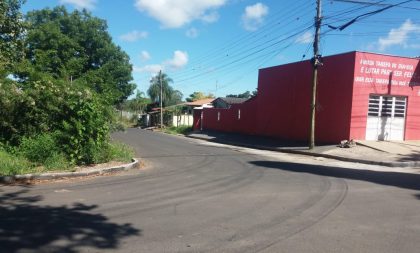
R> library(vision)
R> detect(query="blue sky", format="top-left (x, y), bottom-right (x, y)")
top-left (22, 0), bottom-right (420, 99)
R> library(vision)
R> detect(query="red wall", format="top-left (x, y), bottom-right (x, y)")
top-left (201, 97), bottom-right (258, 134)
top-left (255, 52), bottom-right (355, 143)
top-left (350, 52), bottom-right (420, 140)
top-left (196, 51), bottom-right (420, 142)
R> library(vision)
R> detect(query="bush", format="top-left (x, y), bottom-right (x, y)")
top-left (90, 142), bottom-right (134, 164)
top-left (0, 80), bottom-right (113, 165)
top-left (164, 126), bottom-right (192, 135)
top-left (44, 152), bottom-right (71, 170)
top-left (0, 149), bottom-right (34, 176)
top-left (18, 133), bottom-right (60, 164)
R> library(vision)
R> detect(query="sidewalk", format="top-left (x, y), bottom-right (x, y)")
top-left (186, 131), bottom-right (420, 168)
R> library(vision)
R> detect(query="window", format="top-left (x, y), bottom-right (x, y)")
top-left (238, 109), bottom-right (241, 120)
top-left (368, 95), bottom-right (406, 118)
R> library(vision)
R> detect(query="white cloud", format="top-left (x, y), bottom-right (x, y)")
top-left (295, 31), bottom-right (313, 44)
top-left (119, 30), bottom-right (149, 42)
top-left (242, 2), bottom-right (269, 31)
top-left (377, 19), bottom-right (420, 51)
top-left (140, 51), bottom-right (151, 61)
top-left (134, 50), bottom-right (189, 75)
top-left (133, 64), bottom-right (162, 74)
top-left (186, 27), bottom-right (199, 38)
top-left (134, 0), bottom-right (226, 28)
top-left (201, 11), bottom-right (219, 23)
top-left (59, 0), bottom-right (97, 10)
top-left (164, 50), bottom-right (189, 70)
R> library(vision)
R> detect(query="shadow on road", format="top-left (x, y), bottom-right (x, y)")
top-left (250, 161), bottom-right (420, 191)
top-left (0, 188), bottom-right (140, 253)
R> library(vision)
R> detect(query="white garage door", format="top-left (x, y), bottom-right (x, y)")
top-left (365, 95), bottom-right (407, 141)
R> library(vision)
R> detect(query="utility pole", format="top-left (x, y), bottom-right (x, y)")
top-left (159, 70), bottom-right (163, 128)
top-left (309, 0), bottom-right (322, 149)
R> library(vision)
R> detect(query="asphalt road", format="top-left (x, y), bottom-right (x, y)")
top-left (1, 128), bottom-right (419, 253)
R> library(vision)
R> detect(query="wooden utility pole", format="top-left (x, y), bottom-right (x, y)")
top-left (309, 0), bottom-right (322, 149)
top-left (159, 70), bottom-right (163, 128)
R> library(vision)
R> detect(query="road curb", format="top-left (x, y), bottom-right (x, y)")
top-left (185, 135), bottom-right (420, 168)
top-left (0, 158), bottom-right (139, 184)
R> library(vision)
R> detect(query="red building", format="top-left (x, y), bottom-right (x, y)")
top-left (194, 51), bottom-right (420, 143)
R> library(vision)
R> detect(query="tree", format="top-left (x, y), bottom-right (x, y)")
top-left (167, 89), bottom-right (183, 106)
top-left (185, 91), bottom-right (214, 102)
top-left (122, 91), bottom-right (151, 114)
top-left (147, 72), bottom-right (174, 107)
top-left (226, 89), bottom-right (258, 99)
top-left (0, 0), bottom-right (26, 77)
top-left (18, 6), bottom-right (135, 104)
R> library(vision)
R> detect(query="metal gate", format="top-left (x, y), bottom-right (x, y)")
top-left (365, 95), bottom-right (407, 141)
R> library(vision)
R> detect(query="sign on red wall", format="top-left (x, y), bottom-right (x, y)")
top-left (354, 53), bottom-right (420, 87)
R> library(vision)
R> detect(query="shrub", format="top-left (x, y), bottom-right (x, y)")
top-left (0, 149), bottom-right (34, 176)
top-left (91, 142), bottom-right (134, 164)
top-left (18, 133), bottom-right (61, 164)
top-left (164, 126), bottom-right (192, 135)
top-left (44, 152), bottom-right (71, 170)
top-left (0, 79), bottom-right (114, 165)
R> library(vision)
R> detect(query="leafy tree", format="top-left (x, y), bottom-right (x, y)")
top-left (122, 91), bottom-right (151, 114)
top-left (167, 89), bottom-right (183, 106)
top-left (18, 6), bottom-right (135, 104)
top-left (226, 91), bottom-right (251, 99)
top-left (252, 89), bottom-right (258, 97)
top-left (226, 89), bottom-right (258, 99)
top-left (147, 72), bottom-right (174, 107)
top-left (0, 0), bottom-right (26, 77)
top-left (185, 91), bottom-right (214, 102)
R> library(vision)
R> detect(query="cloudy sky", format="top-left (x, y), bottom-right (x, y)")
top-left (23, 0), bottom-right (420, 98)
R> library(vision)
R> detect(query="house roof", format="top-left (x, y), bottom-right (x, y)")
top-left (185, 98), bottom-right (215, 106)
top-left (215, 97), bottom-right (249, 105)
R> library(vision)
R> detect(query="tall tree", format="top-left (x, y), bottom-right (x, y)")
top-left (18, 6), bottom-right (135, 103)
top-left (226, 91), bottom-right (251, 99)
top-left (167, 89), bottom-right (183, 106)
top-left (123, 91), bottom-right (151, 114)
top-left (186, 91), bottom-right (214, 102)
top-left (0, 0), bottom-right (26, 77)
top-left (147, 72), bottom-right (174, 107)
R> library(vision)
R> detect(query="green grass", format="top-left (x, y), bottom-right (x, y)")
top-left (163, 126), bottom-right (192, 135)
top-left (0, 149), bottom-right (35, 176)
top-left (93, 142), bottom-right (134, 164)
top-left (0, 141), bottom-right (134, 176)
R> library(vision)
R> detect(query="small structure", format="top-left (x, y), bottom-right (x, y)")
top-left (185, 98), bottom-right (214, 113)
top-left (212, 97), bottom-right (249, 109)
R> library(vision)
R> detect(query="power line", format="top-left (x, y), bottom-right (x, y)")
top-left (327, 0), bottom-right (415, 30)
top-left (170, 1), bottom-right (315, 80)
top-left (330, 0), bottom-right (420, 11)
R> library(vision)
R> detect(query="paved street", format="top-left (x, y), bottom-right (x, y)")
top-left (1, 128), bottom-right (419, 253)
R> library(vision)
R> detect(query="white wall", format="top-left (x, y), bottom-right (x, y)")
top-left (172, 115), bottom-right (193, 127)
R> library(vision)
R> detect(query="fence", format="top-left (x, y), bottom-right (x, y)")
top-left (172, 114), bottom-right (193, 127)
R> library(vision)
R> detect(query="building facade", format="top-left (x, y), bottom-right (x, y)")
top-left (193, 51), bottom-right (420, 143)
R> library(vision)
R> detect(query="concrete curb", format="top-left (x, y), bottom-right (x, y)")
top-left (0, 158), bottom-right (139, 184)
top-left (185, 135), bottom-right (420, 168)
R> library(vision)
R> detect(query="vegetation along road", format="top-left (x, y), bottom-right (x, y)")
top-left (1, 129), bottom-right (419, 252)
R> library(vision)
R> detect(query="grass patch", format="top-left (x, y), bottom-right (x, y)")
top-left (0, 149), bottom-right (35, 176)
top-left (163, 126), bottom-right (192, 135)
top-left (92, 142), bottom-right (134, 164)
top-left (0, 141), bottom-right (134, 176)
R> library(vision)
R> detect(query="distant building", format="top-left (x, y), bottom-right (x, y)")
top-left (193, 51), bottom-right (420, 143)
top-left (212, 97), bottom-right (249, 109)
